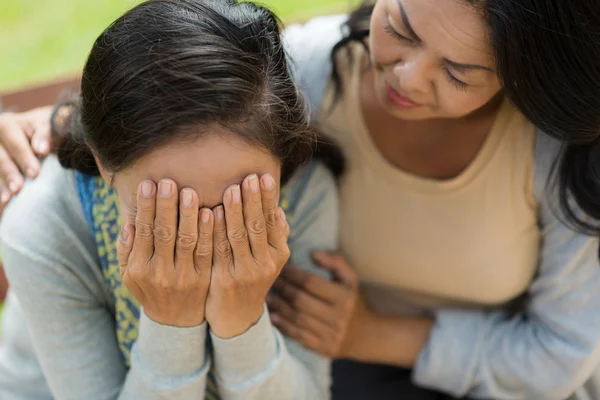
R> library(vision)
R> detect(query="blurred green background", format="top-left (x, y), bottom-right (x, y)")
top-left (0, 0), bottom-right (354, 93)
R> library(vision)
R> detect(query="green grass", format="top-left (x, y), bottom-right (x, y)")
top-left (0, 0), bottom-right (354, 93)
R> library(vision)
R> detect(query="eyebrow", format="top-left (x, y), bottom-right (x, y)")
top-left (396, 0), bottom-right (495, 73)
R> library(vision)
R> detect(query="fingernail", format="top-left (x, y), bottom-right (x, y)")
top-left (35, 140), bottom-right (49, 154)
top-left (141, 181), bottom-right (154, 197)
top-left (120, 226), bottom-right (129, 242)
top-left (0, 190), bottom-right (10, 204)
top-left (248, 174), bottom-right (259, 193)
top-left (278, 208), bottom-right (287, 227)
top-left (261, 174), bottom-right (274, 190)
top-left (215, 205), bottom-right (224, 221)
top-left (159, 180), bottom-right (172, 198)
top-left (26, 166), bottom-right (37, 178)
top-left (182, 189), bottom-right (193, 207)
top-left (201, 208), bottom-right (211, 223)
top-left (8, 181), bottom-right (19, 193)
top-left (231, 185), bottom-right (241, 204)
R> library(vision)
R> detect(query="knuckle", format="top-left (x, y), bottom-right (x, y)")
top-left (247, 215), bottom-right (267, 236)
top-left (135, 221), bottom-right (154, 241)
top-left (197, 230), bottom-right (212, 245)
top-left (280, 246), bottom-right (291, 262)
top-left (176, 232), bottom-right (197, 252)
top-left (228, 226), bottom-right (248, 246)
top-left (264, 209), bottom-right (278, 228)
top-left (214, 240), bottom-right (232, 259)
top-left (154, 223), bottom-right (176, 246)
top-left (152, 275), bottom-right (173, 291)
top-left (194, 245), bottom-right (212, 264)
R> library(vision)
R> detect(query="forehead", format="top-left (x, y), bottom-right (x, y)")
top-left (392, 0), bottom-right (492, 60)
top-left (114, 131), bottom-right (281, 208)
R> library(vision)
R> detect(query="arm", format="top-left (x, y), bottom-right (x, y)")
top-left (210, 162), bottom-right (338, 399)
top-left (0, 159), bottom-right (210, 400)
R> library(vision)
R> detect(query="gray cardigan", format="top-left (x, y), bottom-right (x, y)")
top-left (0, 159), bottom-right (337, 400)
top-left (283, 14), bottom-right (600, 400)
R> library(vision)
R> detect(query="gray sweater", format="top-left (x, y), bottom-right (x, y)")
top-left (0, 159), bottom-right (337, 400)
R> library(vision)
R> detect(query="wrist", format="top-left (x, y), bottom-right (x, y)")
top-left (210, 304), bottom-right (264, 339)
top-left (144, 307), bottom-right (205, 328)
top-left (345, 310), bottom-right (379, 360)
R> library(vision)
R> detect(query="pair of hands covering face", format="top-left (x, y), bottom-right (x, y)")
top-left (0, 106), bottom-right (366, 355)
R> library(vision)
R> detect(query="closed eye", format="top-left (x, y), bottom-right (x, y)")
top-left (384, 25), bottom-right (413, 43)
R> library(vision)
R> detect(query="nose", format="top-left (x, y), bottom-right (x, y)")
top-left (392, 55), bottom-right (430, 94)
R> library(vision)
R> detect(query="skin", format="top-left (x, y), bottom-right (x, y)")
top-left (269, 0), bottom-right (509, 367)
top-left (102, 130), bottom-right (290, 338)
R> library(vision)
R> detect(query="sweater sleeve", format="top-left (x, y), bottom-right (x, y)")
top-left (412, 132), bottom-right (600, 400)
top-left (209, 162), bottom-right (339, 399)
top-left (0, 157), bottom-right (210, 400)
top-left (283, 14), bottom-right (348, 120)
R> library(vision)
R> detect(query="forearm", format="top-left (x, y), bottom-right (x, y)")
top-left (349, 312), bottom-right (433, 368)
top-left (211, 306), bottom-right (330, 399)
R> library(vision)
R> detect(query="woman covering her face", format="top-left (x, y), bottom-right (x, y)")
top-left (0, 1), bottom-right (342, 399)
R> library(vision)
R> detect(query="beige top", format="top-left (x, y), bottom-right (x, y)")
top-left (317, 46), bottom-right (541, 315)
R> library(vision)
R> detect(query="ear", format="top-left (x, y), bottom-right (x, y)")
top-left (87, 144), bottom-right (112, 183)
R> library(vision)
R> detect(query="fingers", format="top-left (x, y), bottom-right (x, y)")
top-left (279, 264), bottom-right (345, 304)
top-left (260, 174), bottom-right (288, 253)
top-left (272, 277), bottom-right (334, 325)
top-left (0, 145), bottom-right (24, 199)
top-left (270, 312), bottom-right (322, 351)
top-left (312, 252), bottom-right (358, 288)
top-left (133, 180), bottom-right (157, 262)
top-left (223, 184), bottom-right (252, 263)
top-left (212, 205), bottom-right (233, 268)
top-left (267, 293), bottom-right (334, 339)
top-left (117, 223), bottom-right (135, 276)
top-left (175, 188), bottom-right (199, 271)
top-left (29, 118), bottom-right (52, 157)
top-left (0, 116), bottom-right (40, 179)
top-left (153, 179), bottom-right (178, 263)
top-left (194, 208), bottom-right (214, 277)
top-left (242, 174), bottom-right (269, 262)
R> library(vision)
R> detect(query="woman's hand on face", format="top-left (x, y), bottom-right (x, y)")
top-left (117, 179), bottom-right (213, 327)
top-left (267, 252), bottom-right (365, 359)
top-left (0, 106), bottom-right (53, 204)
top-left (205, 174), bottom-right (291, 339)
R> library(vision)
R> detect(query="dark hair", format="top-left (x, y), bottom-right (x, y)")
top-left (55, 0), bottom-right (343, 184)
top-left (332, 0), bottom-right (600, 233)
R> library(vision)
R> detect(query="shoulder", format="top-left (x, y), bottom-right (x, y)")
top-left (0, 157), bottom-right (97, 283)
top-left (283, 161), bottom-right (338, 220)
top-left (283, 14), bottom-right (348, 118)
top-left (283, 162), bottom-right (339, 268)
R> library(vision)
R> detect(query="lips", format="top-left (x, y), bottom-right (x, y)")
top-left (385, 83), bottom-right (421, 108)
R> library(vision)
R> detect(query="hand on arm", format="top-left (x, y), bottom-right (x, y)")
top-left (268, 252), bottom-right (433, 366)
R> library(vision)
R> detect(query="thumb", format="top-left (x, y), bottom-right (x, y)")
top-left (117, 223), bottom-right (135, 277)
top-left (312, 251), bottom-right (357, 288)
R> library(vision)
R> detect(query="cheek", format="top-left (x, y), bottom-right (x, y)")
top-left (437, 87), bottom-right (499, 116)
